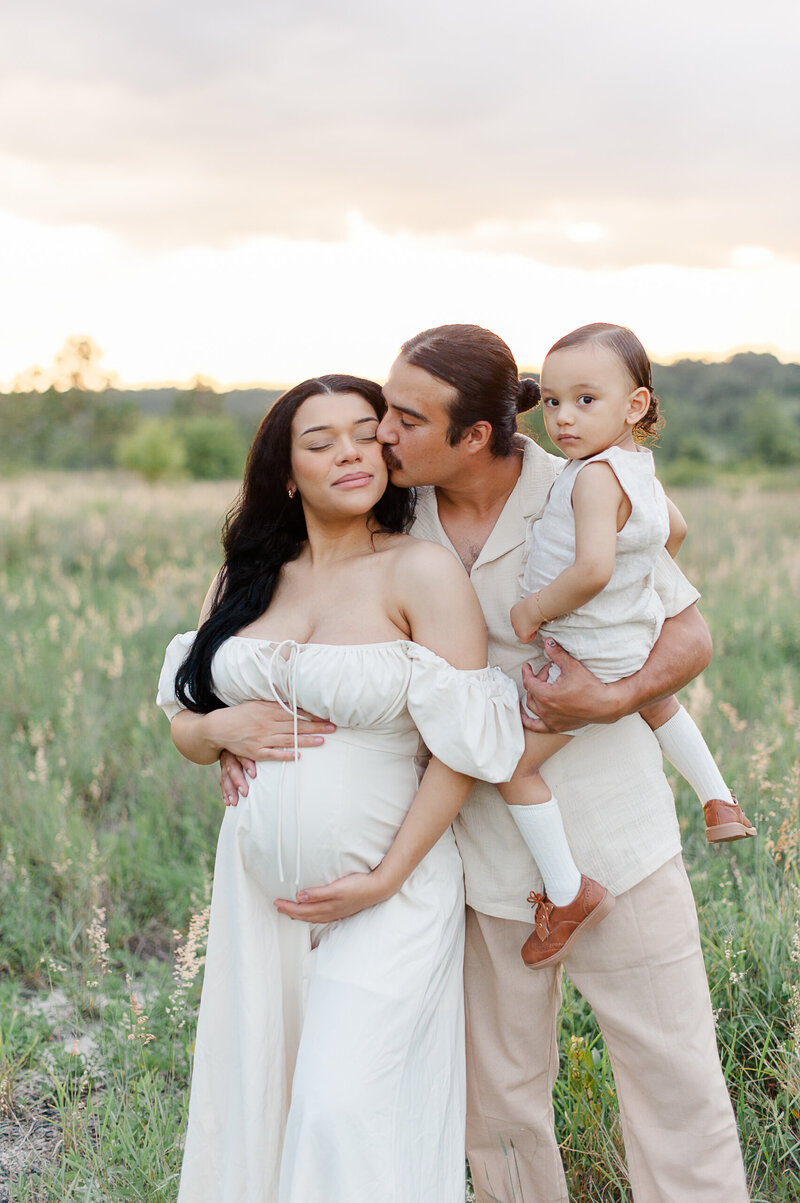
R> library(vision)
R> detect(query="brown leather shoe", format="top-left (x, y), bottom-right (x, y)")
top-left (704, 795), bottom-right (756, 842)
top-left (521, 875), bottom-right (615, 969)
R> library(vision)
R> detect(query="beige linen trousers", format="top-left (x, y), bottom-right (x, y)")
top-left (464, 857), bottom-right (749, 1203)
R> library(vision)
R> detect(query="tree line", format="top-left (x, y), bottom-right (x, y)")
top-left (2, 338), bottom-right (799, 481)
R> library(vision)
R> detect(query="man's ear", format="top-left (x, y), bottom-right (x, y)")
top-left (464, 420), bottom-right (493, 454)
top-left (626, 387), bottom-right (651, 426)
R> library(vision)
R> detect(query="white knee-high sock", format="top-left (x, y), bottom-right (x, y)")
top-left (653, 705), bottom-right (733, 806)
top-left (508, 798), bottom-right (582, 906)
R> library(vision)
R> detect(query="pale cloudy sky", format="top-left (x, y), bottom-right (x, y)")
top-left (0, 0), bottom-right (798, 385)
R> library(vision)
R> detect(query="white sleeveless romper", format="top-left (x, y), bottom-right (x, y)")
top-left (520, 445), bottom-right (671, 682)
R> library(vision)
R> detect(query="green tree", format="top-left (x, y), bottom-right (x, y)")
top-left (115, 418), bottom-right (186, 482)
top-left (738, 390), bottom-right (800, 464)
top-left (172, 375), bottom-right (225, 419)
top-left (181, 416), bottom-right (247, 480)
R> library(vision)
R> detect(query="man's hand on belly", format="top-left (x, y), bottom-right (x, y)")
top-left (220, 750), bottom-right (255, 806)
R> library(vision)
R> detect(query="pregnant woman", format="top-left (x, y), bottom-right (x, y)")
top-left (158, 374), bottom-right (523, 1202)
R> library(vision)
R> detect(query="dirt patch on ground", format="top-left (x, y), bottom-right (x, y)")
top-left (0, 987), bottom-right (108, 1199)
top-left (0, 1090), bottom-right (62, 1201)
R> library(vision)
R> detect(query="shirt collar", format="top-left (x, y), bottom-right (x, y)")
top-left (411, 437), bottom-right (563, 572)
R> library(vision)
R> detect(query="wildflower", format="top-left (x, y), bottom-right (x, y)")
top-left (169, 901), bottom-right (211, 1028)
top-left (717, 702), bottom-right (747, 733)
top-left (124, 975), bottom-right (155, 1045)
top-left (101, 645), bottom-right (125, 680)
top-left (87, 906), bottom-right (110, 980)
top-left (723, 935), bottom-right (746, 985)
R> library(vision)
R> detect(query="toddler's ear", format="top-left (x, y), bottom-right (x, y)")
top-left (626, 386), bottom-right (651, 425)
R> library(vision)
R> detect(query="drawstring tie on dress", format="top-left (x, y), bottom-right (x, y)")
top-left (266, 640), bottom-right (302, 886)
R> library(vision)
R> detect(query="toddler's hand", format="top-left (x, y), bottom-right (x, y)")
top-left (511, 598), bottom-right (541, 644)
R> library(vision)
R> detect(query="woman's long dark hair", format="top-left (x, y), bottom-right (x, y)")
top-left (175, 374), bottom-right (414, 712)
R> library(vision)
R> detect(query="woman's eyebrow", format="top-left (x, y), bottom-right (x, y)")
top-left (299, 416), bottom-right (379, 436)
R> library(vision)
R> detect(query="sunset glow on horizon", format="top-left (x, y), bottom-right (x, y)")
top-left (2, 209), bottom-right (799, 392)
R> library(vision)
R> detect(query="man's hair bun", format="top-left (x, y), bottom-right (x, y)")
top-left (516, 377), bottom-right (541, 413)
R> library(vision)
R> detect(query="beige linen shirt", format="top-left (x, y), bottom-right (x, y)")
top-left (410, 436), bottom-right (700, 922)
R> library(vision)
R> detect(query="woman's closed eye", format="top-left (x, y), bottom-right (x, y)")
top-left (307, 434), bottom-right (377, 450)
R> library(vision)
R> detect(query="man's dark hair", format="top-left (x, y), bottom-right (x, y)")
top-left (400, 324), bottom-right (539, 456)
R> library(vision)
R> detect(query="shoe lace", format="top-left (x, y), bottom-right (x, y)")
top-left (527, 891), bottom-right (554, 942)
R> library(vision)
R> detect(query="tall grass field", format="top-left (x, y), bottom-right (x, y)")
top-left (1, 471), bottom-right (798, 1201)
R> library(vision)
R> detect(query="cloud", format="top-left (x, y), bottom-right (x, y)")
top-left (0, 0), bottom-right (797, 267)
top-left (2, 208), bottom-right (799, 389)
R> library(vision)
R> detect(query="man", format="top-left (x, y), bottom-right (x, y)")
top-left (216, 325), bottom-right (750, 1201)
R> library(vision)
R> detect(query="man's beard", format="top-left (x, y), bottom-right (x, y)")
top-left (382, 446), bottom-right (402, 472)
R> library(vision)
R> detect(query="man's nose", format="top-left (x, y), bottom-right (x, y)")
top-left (377, 414), bottom-right (398, 444)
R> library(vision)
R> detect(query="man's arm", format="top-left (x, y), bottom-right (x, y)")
top-left (665, 497), bottom-right (688, 557)
top-left (522, 603), bottom-right (712, 733)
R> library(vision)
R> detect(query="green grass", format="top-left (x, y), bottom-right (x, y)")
top-left (1, 471), bottom-right (798, 1200)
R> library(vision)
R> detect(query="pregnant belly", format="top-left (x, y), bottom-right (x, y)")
top-left (224, 733), bottom-right (422, 900)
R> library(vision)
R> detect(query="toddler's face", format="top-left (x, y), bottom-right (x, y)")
top-left (540, 344), bottom-right (648, 460)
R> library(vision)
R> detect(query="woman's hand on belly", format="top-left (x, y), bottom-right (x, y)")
top-left (273, 863), bottom-right (396, 924)
top-left (216, 701), bottom-right (336, 806)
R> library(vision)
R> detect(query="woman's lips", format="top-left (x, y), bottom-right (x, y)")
top-left (332, 472), bottom-right (373, 488)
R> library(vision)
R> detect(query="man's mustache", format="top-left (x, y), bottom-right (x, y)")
top-left (382, 445), bottom-right (402, 471)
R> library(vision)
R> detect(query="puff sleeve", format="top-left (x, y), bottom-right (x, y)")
top-left (156, 631), bottom-right (197, 721)
top-left (405, 644), bottom-right (524, 783)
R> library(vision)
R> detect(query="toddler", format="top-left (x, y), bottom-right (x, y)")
top-left (498, 322), bottom-right (755, 968)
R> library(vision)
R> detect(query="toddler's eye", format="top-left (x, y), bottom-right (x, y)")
top-left (543, 398), bottom-right (559, 408)
top-left (576, 394), bottom-right (595, 406)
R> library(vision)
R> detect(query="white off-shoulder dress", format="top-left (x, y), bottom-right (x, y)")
top-left (157, 635), bottom-right (523, 1203)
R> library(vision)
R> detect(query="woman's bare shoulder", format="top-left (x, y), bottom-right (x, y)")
top-left (386, 536), bottom-right (486, 665)
top-left (385, 533), bottom-right (464, 580)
